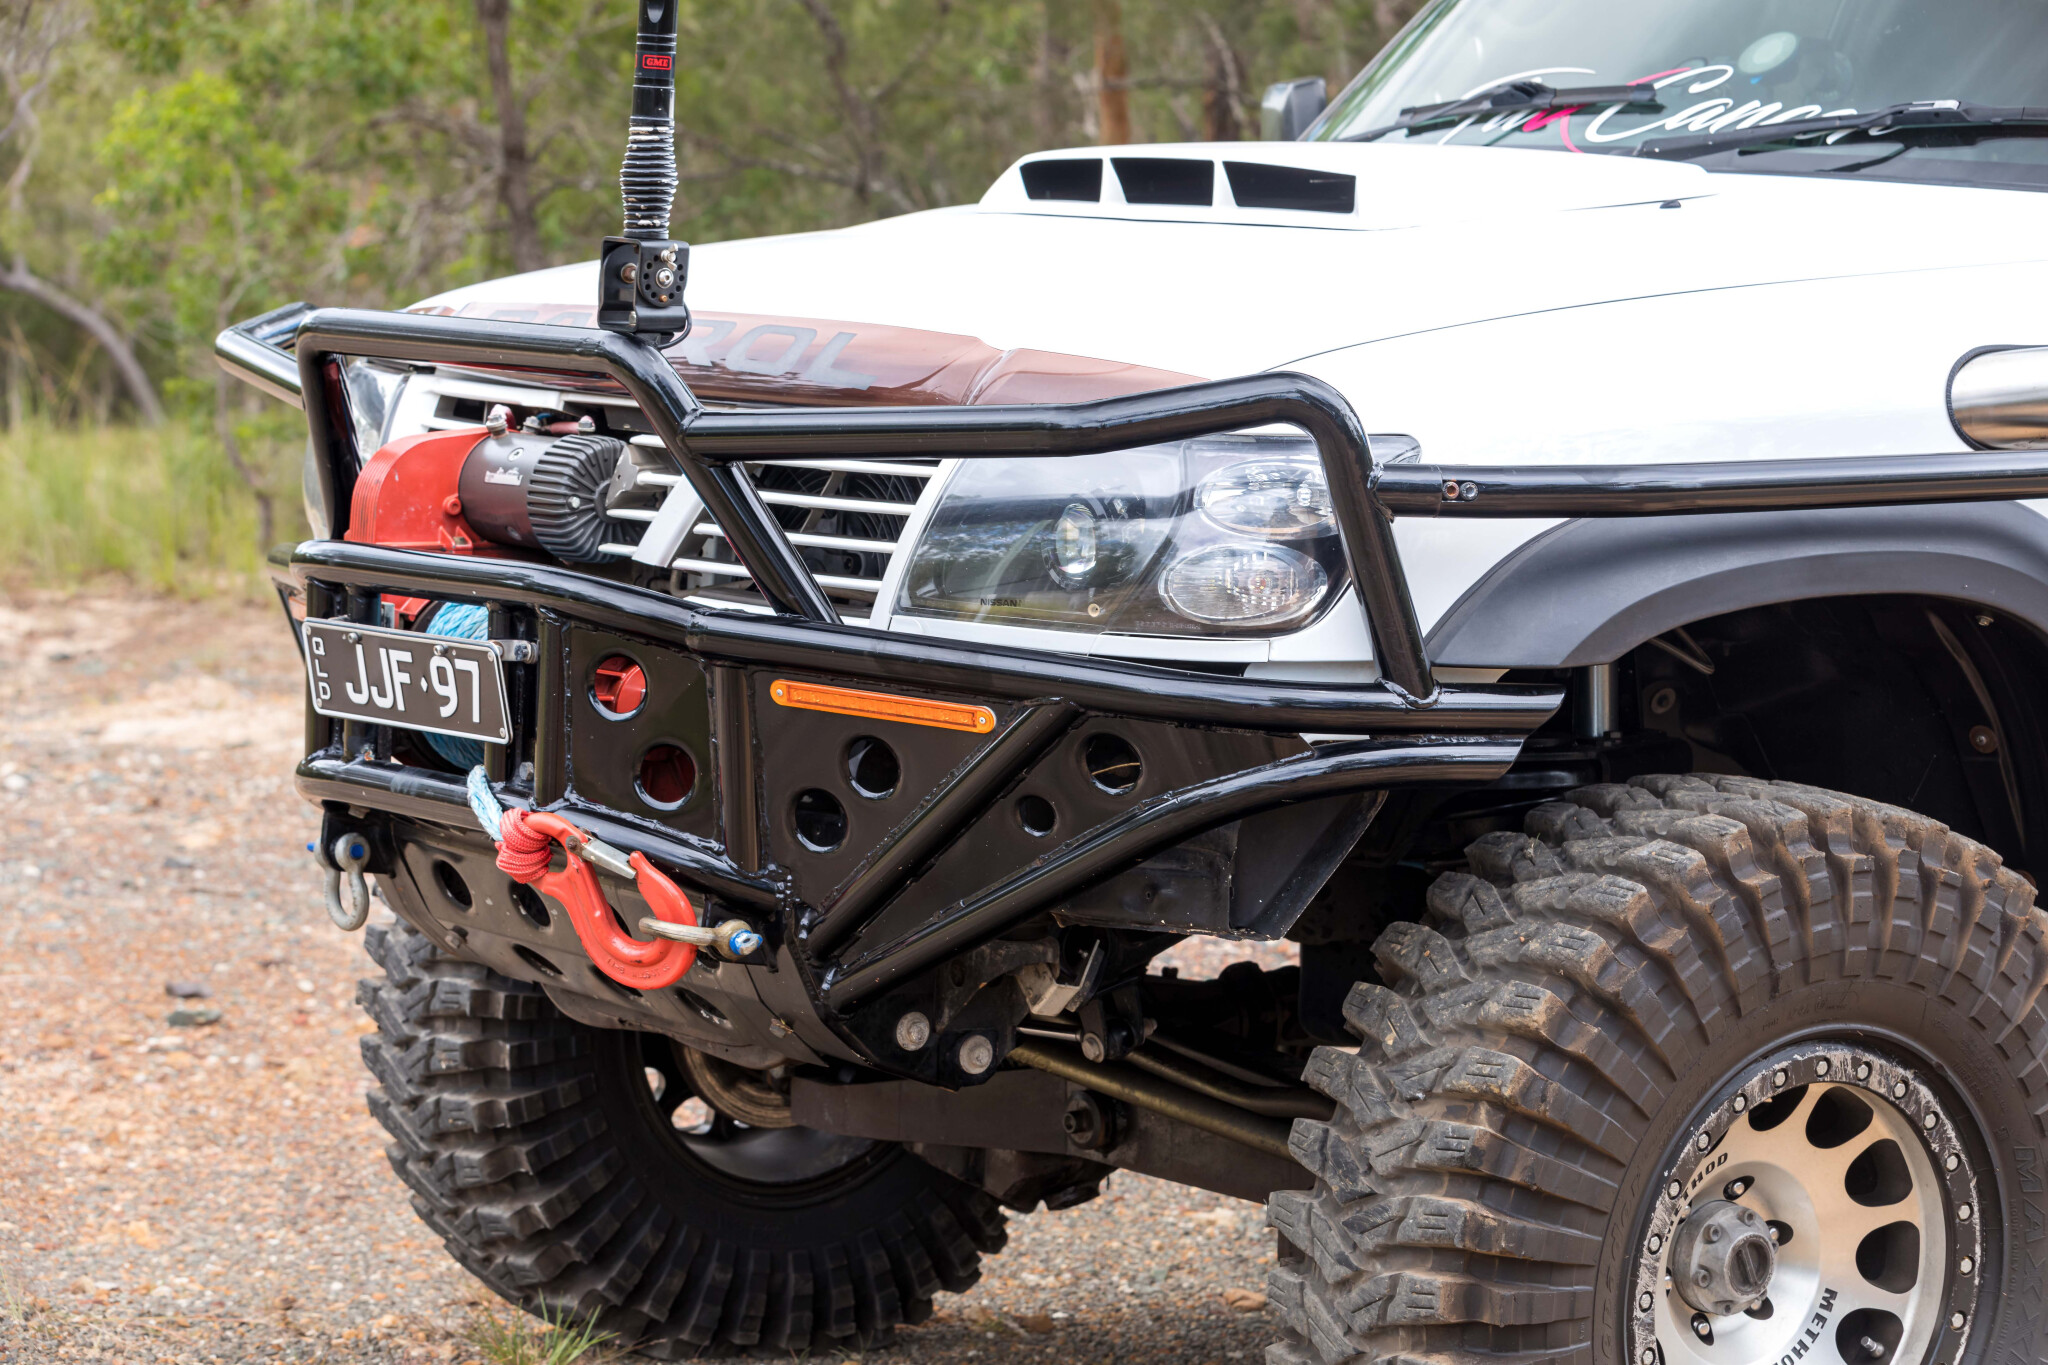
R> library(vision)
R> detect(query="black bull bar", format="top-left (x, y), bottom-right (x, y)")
top-left (228, 306), bottom-right (2048, 1059)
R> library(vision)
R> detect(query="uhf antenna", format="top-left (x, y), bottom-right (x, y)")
top-left (598, 0), bottom-right (691, 342)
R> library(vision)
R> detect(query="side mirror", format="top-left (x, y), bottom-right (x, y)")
top-left (1260, 77), bottom-right (1328, 141)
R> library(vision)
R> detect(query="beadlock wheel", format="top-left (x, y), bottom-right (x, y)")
top-left (1271, 773), bottom-right (2047, 1365)
top-left (1629, 1042), bottom-right (1981, 1365)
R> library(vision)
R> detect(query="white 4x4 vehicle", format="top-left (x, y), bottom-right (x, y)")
top-left (222, 2), bottom-right (2048, 1362)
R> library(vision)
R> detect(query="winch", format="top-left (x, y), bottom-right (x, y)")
top-left (342, 408), bottom-right (643, 564)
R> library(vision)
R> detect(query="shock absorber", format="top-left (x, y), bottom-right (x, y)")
top-left (597, 0), bottom-right (691, 341)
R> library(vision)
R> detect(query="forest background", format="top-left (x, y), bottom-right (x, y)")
top-left (0, 0), bottom-right (1418, 584)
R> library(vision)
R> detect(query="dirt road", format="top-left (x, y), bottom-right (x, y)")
top-left (0, 592), bottom-right (1287, 1363)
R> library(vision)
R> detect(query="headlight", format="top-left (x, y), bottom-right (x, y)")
top-left (343, 358), bottom-right (410, 456)
top-left (897, 435), bottom-right (1348, 637)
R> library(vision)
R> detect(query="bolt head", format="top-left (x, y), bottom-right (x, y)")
top-left (1703, 1225), bottom-right (1722, 1244)
top-left (958, 1034), bottom-right (995, 1075)
top-left (620, 262), bottom-right (639, 283)
top-left (1694, 1312), bottom-right (1711, 1332)
top-left (1951, 1312), bottom-right (1967, 1330)
top-left (1894, 1080), bottom-right (1909, 1098)
top-left (1959, 1203), bottom-right (1973, 1222)
top-left (1816, 1058), bottom-right (1830, 1074)
top-left (1668, 1180), bottom-right (1683, 1198)
top-left (1858, 1063), bottom-right (1872, 1080)
top-left (1946, 1153), bottom-right (1961, 1171)
top-left (1697, 1132), bottom-right (1712, 1151)
top-left (1081, 1033), bottom-right (1107, 1063)
top-left (1773, 1069), bottom-right (1789, 1087)
top-left (1733, 1095), bottom-right (1747, 1112)
top-left (1642, 1350), bottom-right (1657, 1365)
top-left (1649, 1235), bottom-right (1663, 1254)
top-left (893, 1011), bottom-right (931, 1051)
top-left (1639, 1291), bottom-right (1654, 1311)
top-left (652, 266), bottom-right (677, 290)
top-left (1960, 1256), bottom-right (1975, 1275)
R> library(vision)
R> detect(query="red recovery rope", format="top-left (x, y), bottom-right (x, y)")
top-left (494, 808), bottom-right (698, 988)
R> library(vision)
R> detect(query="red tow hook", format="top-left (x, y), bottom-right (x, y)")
top-left (494, 808), bottom-right (699, 988)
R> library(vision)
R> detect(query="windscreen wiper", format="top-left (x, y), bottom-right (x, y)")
top-left (1630, 100), bottom-right (2048, 160)
top-left (1342, 79), bottom-right (1662, 143)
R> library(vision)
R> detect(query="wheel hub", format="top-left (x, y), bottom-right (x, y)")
top-left (1628, 1043), bottom-right (1982, 1365)
top-left (1670, 1199), bottom-right (1776, 1316)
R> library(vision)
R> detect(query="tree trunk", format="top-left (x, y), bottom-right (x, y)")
top-left (5, 317), bottom-right (24, 430)
top-left (0, 257), bottom-right (164, 425)
top-left (1201, 25), bottom-right (1244, 142)
top-left (474, 0), bottom-right (545, 275)
top-left (215, 367), bottom-right (277, 554)
top-left (1092, 0), bottom-right (1131, 146)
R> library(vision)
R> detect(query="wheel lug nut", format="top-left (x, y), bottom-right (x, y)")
top-left (1861, 1335), bottom-right (1886, 1357)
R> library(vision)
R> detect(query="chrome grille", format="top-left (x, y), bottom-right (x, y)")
top-left (610, 443), bottom-right (943, 612)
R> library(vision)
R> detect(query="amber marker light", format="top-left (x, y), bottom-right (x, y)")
top-left (769, 679), bottom-right (997, 734)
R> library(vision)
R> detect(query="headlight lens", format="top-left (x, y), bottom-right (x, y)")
top-left (342, 358), bottom-right (410, 458)
top-left (1195, 457), bottom-right (1334, 538)
top-left (897, 434), bottom-right (1347, 637)
top-left (1160, 543), bottom-right (1328, 624)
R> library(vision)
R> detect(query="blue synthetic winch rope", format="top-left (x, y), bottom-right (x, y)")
top-left (424, 603), bottom-right (491, 769)
top-left (466, 764), bottom-right (503, 841)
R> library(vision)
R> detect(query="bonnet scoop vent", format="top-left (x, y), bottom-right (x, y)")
top-left (987, 141), bottom-right (1713, 231)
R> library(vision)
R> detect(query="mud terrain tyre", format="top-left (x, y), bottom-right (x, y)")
top-left (356, 920), bottom-right (1007, 1357)
top-left (1272, 773), bottom-right (2048, 1365)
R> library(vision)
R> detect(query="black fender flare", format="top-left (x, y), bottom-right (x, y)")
top-left (1425, 501), bottom-right (2048, 669)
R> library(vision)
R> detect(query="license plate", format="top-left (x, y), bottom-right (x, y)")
top-left (302, 618), bottom-right (512, 745)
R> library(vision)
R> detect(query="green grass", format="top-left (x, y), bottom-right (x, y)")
top-left (0, 422), bottom-right (293, 590)
top-left (465, 1305), bottom-right (616, 1365)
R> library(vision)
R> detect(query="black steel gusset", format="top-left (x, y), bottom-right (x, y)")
top-left (819, 735), bottom-right (1523, 1009)
top-left (808, 701), bottom-right (1084, 955)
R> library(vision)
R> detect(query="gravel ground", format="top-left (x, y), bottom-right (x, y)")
top-left (0, 591), bottom-right (1299, 1364)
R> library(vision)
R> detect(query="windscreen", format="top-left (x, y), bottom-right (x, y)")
top-left (1312, 0), bottom-right (2048, 186)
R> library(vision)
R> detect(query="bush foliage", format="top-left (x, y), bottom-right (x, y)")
top-left (0, 0), bottom-right (1417, 578)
